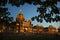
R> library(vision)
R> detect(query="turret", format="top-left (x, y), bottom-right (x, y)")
top-left (16, 10), bottom-right (25, 22)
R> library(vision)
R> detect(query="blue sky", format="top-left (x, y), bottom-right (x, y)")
top-left (5, 2), bottom-right (60, 28)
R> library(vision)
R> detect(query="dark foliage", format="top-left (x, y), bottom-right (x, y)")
top-left (0, 7), bottom-right (13, 30)
top-left (0, 0), bottom-right (60, 23)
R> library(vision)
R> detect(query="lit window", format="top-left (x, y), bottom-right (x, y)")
top-left (0, 30), bottom-right (1, 32)
top-left (25, 28), bottom-right (28, 31)
top-left (16, 23), bottom-right (19, 25)
top-left (16, 30), bottom-right (18, 33)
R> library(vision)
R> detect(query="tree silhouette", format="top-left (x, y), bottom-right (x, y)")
top-left (9, 22), bottom-right (16, 32)
top-left (0, 0), bottom-right (60, 23)
top-left (0, 7), bottom-right (13, 31)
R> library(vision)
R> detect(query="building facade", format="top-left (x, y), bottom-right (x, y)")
top-left (16, 11), bottom-right (32, 33)
top-left (15, 10), bottom-right (58, 34)
top-left (0, 10), bottom-right (59, 34)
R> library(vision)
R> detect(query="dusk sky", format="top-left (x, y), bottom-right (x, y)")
top-left (5, 2), bottom-right (60, 28)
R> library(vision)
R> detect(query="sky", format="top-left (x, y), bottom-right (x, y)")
top-left (5, 2), bottom-right (60, 28)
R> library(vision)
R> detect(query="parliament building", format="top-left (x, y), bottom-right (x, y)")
top-left (0, 10), bottom-right (58, 34)
top-left (16, 11), bottom-right (32, 33)
top-left (15, 10), bottom-right (58, 34)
